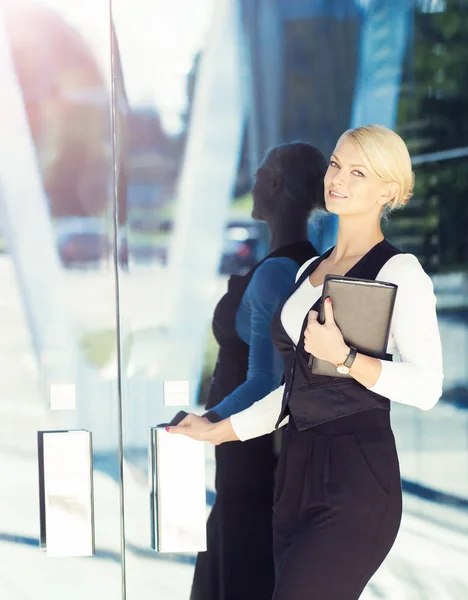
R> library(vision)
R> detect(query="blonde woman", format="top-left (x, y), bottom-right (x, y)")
top-left (169, 125), bottom-right (444, 600)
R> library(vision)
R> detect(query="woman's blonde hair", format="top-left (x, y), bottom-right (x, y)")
top-left (337, 124), bottom-right (414, 213)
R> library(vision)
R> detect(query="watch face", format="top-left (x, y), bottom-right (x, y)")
top-left (336, 365), bottom-right (350, 375)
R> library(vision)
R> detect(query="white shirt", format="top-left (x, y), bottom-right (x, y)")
top-left (231, 253), bottom-right (444, 441)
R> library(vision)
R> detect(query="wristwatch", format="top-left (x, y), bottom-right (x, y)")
top-left (335, 347), bottom-right (357, 375)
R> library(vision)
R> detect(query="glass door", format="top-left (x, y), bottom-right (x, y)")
top-left (0, 1), bottom-right (125, 599)
top-left (109, 0), bottom-right (249, 597)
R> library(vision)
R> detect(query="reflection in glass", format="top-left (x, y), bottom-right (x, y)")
top-left (111, 1), bottom-right (468, 598)
top-left (111, 0), bottom-right (241, 596)
top-left (389, 0), bottom-right (468, 504)
top-left (0, 1), bottom-right (123, 598)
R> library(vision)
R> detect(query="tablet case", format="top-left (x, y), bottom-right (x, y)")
top-left (308, 275), bottom-right (398, 378)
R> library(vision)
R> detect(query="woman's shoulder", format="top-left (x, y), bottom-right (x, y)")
top-left (295, 256), bottom-right (320, 282)
top-left (249, 257), bottom-right (299, 292)
top-left (254, 256), bottom-right (300, 277)
top-left (243, 257), bottom-right (302, 308)
top-left (379, 252), bottom-right (427, 276)
top-left (378, 252), bottom-right (435, 295)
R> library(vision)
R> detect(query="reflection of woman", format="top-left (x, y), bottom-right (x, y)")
top-left (169, 126), bottom-right (444, 600)
top-left (190, 143), bottom-right (327, 600)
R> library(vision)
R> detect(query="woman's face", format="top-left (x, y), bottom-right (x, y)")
top-left (324, 137), bottom-right (396, 218)
top-left (251, 154), bottom-right (279, 221)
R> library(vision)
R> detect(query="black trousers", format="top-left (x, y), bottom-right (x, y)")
top-left (190, 434), bottom-right (277, 600)
top-left (272, 410), bottom-right (402, 600)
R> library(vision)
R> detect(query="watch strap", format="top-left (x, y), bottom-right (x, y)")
top-left (343, 346), bottom-right (357, 368)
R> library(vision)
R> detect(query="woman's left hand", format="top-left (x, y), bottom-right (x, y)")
top-left (304, 297), bottom-right (349, 365)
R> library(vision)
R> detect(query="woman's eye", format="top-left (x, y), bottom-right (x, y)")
top-left (353, 170), bottom-right (364, 177)
top-left (330, 160), bottom-right (339, 168)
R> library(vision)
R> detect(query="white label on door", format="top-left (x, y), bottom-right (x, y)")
top-left (163, 380), bottom-right (190, 406)
top-left (49, 383), bottom-right (76, 411)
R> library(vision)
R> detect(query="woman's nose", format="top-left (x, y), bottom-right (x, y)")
top-left (330, 170), bottom-right (346, 187)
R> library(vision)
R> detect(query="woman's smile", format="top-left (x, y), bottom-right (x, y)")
top-left (328, 189), bottom-right (348, 199)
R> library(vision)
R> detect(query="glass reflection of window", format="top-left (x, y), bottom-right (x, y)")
top-left (392, 0), bottom-right (468, 274)
top-left (390, 0), bottom-right (468, 510)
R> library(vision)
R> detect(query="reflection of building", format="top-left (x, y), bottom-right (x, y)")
top-left (241, 0), bottom-right (362, 160)
top-left (241, 0), bottom-right (468, 274)
top-left (389, 1), bottom-right (468, 274)
top-left (282, 12), bottom-right (360, 153)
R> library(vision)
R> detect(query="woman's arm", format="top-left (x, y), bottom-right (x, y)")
top-left (209, 259), bottom-right (297, 420)
top-left (365, 254), bottom-right (443, 409)
top-left (304, 254), bottom-right (444, 410)
top-left (169, 384), bottom-right (287, 443)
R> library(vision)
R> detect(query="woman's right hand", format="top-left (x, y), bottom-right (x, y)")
top-left (167, 413), bottom-right (239, 445)
top-left (166, 413), bottom-right (214, 441)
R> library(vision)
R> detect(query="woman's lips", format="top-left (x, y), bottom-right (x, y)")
top-left (329, 190), bottom-right (347, 198)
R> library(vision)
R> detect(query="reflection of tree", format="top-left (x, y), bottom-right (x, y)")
top-left (391, 0), bottom-right (468, 273)
top-left (399, 2), bottom-right (468, 153)
top-left (5, 2), bottom-right (110, 217)
top-left (418, 159), bottom-right (468, 272)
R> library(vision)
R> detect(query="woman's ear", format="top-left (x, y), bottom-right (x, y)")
top-left (378, 182), bottom-right (400, 207)
top-left (267, 171), bottom-right (282, 196)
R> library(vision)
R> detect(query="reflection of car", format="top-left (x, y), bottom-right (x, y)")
top-left (134, 218), bottom-right (261, 273)
top-left (58, 232), bottom-right (109, 267)
top-left (220, 220), bottom-right (261, 275)
top-left (55, 217), bottom-right (109, 268)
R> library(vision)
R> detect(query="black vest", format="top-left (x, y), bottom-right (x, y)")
top-left (271, 239), bottom-right (402, 431)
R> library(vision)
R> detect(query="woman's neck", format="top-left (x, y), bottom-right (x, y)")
top-left (331, 218), bottom-right (383, 263)
top-left (267, 211), bottom-right (309, 253)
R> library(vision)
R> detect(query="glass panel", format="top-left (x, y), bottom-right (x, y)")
top-left (0, 1), bottom-right (123, 598)
top-left (390, 0), bottom-right (468, 527)
top-left (111, 0), bottom-right (468, 599)
top-left (110, 0), bottom-right (218, 598)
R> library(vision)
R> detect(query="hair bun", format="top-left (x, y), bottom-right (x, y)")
top-left (398, 171), bottom-right (415, 208)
